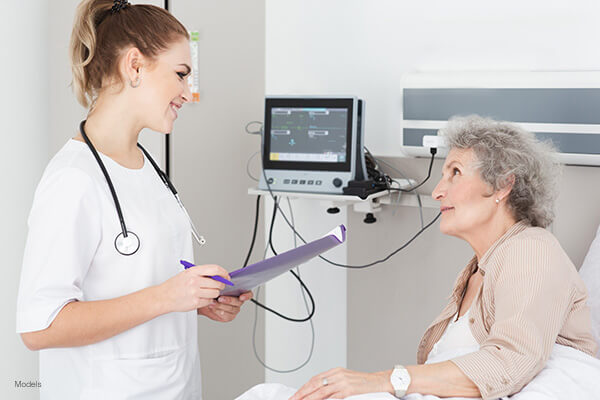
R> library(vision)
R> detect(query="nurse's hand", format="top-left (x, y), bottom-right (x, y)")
top-left (158, 264), bottom-right (230, 313)
top-left (198, 291), bottom-right (253, 322)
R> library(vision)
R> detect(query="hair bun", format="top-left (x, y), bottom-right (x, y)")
top-left (111, 0), bottom-right (130, 14)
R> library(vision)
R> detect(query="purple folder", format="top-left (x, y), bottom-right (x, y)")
top-left (220, 225), bottom-right (346, 297)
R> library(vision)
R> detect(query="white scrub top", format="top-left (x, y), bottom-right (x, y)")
top-left (16, 139), bottom-right (202, 399)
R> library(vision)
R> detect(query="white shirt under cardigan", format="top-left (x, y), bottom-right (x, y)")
top-left (426, 307), bottom-right (480, 364)
top-left (16, 140), bottom-right (201, 399)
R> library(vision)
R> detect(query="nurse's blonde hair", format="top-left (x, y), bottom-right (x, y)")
top-left (70, 0), bottom-right (189, 108)
top-left (440, 115), bottom-right (561, 228)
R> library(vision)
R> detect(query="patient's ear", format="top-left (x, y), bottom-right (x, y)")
top-left (497, 174), bottom-right (515, 201)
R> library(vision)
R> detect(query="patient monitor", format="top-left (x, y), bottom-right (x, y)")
top-left (259, 96), bottom-right (368, 194)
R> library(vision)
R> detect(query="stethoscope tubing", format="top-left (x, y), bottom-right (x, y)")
top-left (79, 120), bottom-right (130, 238)
top-left (79, 120), bottom-right (205, 255)
top-left (136, 135), bottom-right (205, 245)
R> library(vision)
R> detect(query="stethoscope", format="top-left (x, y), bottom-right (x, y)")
top-left (79, 120), bottom-right (206, 256)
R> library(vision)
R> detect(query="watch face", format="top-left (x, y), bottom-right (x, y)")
top-left (391, 368), bottom-right (410, 391)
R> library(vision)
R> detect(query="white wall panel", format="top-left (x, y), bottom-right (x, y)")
top-left (1, 1), bottom-right (49, 399)
top-left (266, 0), bottom-right (600, 156)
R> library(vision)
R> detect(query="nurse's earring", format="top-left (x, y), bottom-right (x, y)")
top-left (130, 68), bottom-right (142, 88)
top-left (495, 198), bottom-right (500, 204)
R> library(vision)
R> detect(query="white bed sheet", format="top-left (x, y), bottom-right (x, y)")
top-left (236, 344), bottom-right (600, 400)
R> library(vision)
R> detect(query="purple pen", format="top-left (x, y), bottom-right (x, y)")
top-left (179, 260), bottom-right (234, 286)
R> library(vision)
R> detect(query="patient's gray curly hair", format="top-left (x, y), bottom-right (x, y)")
top-left (440, 115), bottom-right (561, 228)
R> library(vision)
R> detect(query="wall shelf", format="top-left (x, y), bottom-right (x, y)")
top-left (248, 178), bottom-right (439, 213)
top-left (247, 187), bottom-right (390, 203)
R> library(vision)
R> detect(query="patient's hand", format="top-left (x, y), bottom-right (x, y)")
top-left (290, 367), bottom-right (393, 400)
top-left (197, 291), bottom-right (253, 322)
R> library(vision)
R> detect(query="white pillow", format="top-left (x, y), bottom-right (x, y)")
top-left (580, 223), bottom-right (600, 358)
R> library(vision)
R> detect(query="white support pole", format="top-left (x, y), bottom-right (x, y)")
top-left (263, 196), bottom-right (348, 388)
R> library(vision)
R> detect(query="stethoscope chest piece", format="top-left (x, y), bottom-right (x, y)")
top-left (114, 231), bottom-right (141, 256)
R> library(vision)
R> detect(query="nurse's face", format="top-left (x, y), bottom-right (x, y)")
top-left (134, 38), bottom-right (193, 134)
top-left (431, 148), bottom-right (498, 240)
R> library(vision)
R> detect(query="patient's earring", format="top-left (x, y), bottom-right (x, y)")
top-left (495, 198), bottom-right (500, 204)
top-left (130, 76), bottom-right (141, 88)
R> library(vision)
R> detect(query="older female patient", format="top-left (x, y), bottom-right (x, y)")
top-left (290, 116), bottom-right (598, 400)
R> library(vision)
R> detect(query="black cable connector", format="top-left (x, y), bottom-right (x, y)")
top-left (389, 147), bottom-right (437, 193)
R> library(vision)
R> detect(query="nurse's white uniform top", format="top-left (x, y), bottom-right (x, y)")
top-left (16, 139), bottom-right (202, 399)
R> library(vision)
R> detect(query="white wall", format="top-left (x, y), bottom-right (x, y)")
top-left (266, 0), bottom-right (600, 156)
top-left (0, 1), bottom-right (49, 399)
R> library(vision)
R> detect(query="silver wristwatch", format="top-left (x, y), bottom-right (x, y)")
top-left (390, 364), bottom-right (411, 398)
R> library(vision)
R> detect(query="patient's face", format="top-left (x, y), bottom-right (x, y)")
top-left (432, 148), bottom-right (497, 240)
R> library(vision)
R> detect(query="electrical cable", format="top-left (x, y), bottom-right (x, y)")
top-left (364, 146), bottom-right (392, 195)
top-left (275, 198), bottom-right (316, 372)
top-left (245, 121), bottom-right (263, 135)
top-left (246, 119), bottom-right (442, 371)
top-left (245, 196), bottom-right (316, 322)
top-left (248, 198), bottom-right (315, 373)
top-left (242, 195), bottom-right (261, 268)
top-left (245, 123), bottom-right (263, 182)
top-left (251, 120), bottom-right (438, 265)
top-left (246, 151), bottom-right (260, 182)
top-left (373, 157), bottom-right (410, 211)
top-left (261, 166), bottom-right (441, 270)
top-left (387, 148), bottom-right (437, 193)
top-left (389, 178), bottom-right (424, 228)
top-left (321, 212), bottom-right (440, 268)
top-left (250, 285), bottom-right (315, 373)
top-left (287, 198), bottom-right (316, 371)
top-left (376, 156), bottom-right (425, 229)
top-left (416, 192), bottom-right (425, 229)
top-left (365, 147), bottom-right (426, 235)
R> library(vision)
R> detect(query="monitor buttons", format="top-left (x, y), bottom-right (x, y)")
top-left (333, 178), bottom-right (343, 187)
top-left (267, 178), bottom-right (274, 184)
top-left (284, 179), bottom-right (290, 184)
top-left (307, 180), bottom-right (314, 185)
top-left (299, 180), bottom-right (306, 185)
top-left (291, 179), bottom-right (298, 184)
top-left (315, 180), bottom-right (322, 185)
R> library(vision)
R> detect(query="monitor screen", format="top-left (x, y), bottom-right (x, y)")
top-left (263, 98), bottom-right (354, 172)
top-left (270, 107), bottom-right (348, 163)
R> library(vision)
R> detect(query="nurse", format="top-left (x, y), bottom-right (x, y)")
top-left (16, 0), bottom-right (252, 398)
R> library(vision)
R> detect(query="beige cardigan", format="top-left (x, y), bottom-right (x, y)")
top-left (416, 221), bottom-right (598, 399)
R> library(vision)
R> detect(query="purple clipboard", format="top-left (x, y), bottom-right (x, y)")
top-left (220, 225), bottom-right (346, 297)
